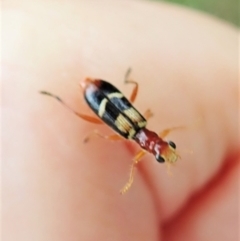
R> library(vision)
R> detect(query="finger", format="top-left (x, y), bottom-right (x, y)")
top-left (2, 1), bottom-right (239, 241)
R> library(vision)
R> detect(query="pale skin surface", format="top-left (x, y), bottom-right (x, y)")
top-left (2, 0), bottom-right (239, 241)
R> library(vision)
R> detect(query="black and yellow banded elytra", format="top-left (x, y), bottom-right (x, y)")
top-left (84, 79), bottom-right (147, 139)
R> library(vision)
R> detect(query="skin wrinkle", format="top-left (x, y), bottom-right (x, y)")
top-left (164, 151), bottom-right (239, 227)
top-left (163, 153), bottom-right (239, 241)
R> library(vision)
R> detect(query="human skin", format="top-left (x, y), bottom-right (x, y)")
top-left (2, 0), bottom-right (239, 241)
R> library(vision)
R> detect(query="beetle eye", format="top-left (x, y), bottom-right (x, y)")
top-left (155, 154), bottom-right (165, 163)
top-left (168, 141), bottom-right (176, 149)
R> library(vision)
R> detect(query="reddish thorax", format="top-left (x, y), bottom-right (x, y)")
top-left (134, 128), bottom-right (168, 157)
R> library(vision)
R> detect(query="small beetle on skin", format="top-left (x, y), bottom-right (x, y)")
top-left (40, 69), bottom-right (180, 194)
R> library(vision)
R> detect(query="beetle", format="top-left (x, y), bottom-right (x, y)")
top-left (40, 69), bottom-right (180, 194)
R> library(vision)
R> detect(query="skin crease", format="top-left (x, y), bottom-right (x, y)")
top-left (2, 0), bottom-right (239, 241)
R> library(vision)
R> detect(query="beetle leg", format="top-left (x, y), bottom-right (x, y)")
top-left (143, 109), bottom-right (153, 120)
top-left (159, 125), bottom-right (186, 138)
top-left (40, 91), bottom-right (103, 124)
top-left (83, 130), bottom-right (124, 143)
top-left (124, 68), bottom-right (138, 103)
top-left (120, 149), bottom-right (146, 194)
top-left (159, 118), bottom-right (202, 138)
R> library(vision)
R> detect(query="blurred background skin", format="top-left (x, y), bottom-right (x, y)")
top-left (2, 0), bottom-right (239, 241)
